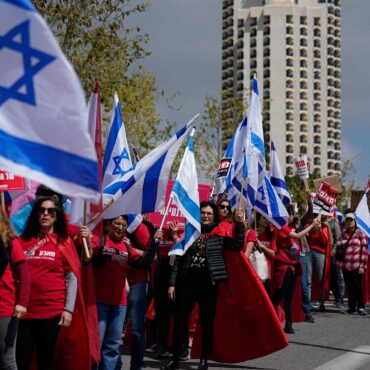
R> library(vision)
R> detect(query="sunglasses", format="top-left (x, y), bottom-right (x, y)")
top-left (38, 207), bottom-right (57, 215)
top-left (219, 205), bottom-right (231, 210)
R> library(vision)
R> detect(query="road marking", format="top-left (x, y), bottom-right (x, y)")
top-left (314, 346), bottom-right (370, 370)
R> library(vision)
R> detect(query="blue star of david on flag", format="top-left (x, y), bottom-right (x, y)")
top-left (112, 148), bottom-right (131, 177)
top-left (0, 20), bottom-right (56, 106)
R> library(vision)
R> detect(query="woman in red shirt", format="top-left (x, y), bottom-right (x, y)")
top-left (272, 210), bottom-right (320, 334)
top-left (14, 198), bottom-right (78, 370)
top-left (91, 215), bottom-right (161, 370)
top-left (0, 208), bottom-right (29, 370)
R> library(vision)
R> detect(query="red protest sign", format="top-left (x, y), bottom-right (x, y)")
top-left (0, 170), bottom-right (25, 191)
top-left (216, 158), bottom-right (232, 178)
top-left (313, 182), bottom-right (338, 213)
top-left (146, 180), bottom-right (212, 230)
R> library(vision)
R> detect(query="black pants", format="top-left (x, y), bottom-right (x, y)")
top-left (272, 269), bottom-right (296, 322)
top-left (153, 257), bottom-right (175, 350)
top-left (16, 316), bottom-right (61, 370)
top-left (173, 267), bottom-right (218, 360)
top-left (343, 269), bottom-right (365, 311)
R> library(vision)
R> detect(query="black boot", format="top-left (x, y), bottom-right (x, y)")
top-left (284, 321), bottom-right (295, 334)
top-left (197, 358), bottom-right (208, 370)
top-left (161, 359), bottom-right (180, 370)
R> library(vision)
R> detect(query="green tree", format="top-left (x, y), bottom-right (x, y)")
top-left (32, 0), bottom-right (173, 154)
top-left (33, 0), bottom-right (150, 104)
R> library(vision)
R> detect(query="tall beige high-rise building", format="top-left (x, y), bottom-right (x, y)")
top-left (222, 0), bottom-right (341, 176)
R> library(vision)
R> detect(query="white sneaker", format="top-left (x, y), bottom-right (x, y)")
top-left (358, 308), bottom-right (367, 316)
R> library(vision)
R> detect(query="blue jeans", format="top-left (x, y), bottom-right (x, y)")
top-left (298, 253), bottom-right (311, 315)
top-left (308, 249), bottom-right (326, 303)
top-left (94, 302), bottom-right (127, 370)
top-left (127, 283), bottom-right (148, 370)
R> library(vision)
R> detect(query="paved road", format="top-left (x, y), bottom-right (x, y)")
top-left (121, 302), bottom-right (370, 370)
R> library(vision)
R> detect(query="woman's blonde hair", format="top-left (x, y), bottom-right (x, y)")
top-left (0, 207), bottom-right (15, 245)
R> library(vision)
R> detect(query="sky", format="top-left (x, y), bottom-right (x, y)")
top-left (129, 0), bottom-right (369, 187)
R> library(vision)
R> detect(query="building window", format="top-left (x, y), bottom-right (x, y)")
top-left (300, 27), bottom-right (308, 36)
top-left (286, 15), bottom-right (293, 24)
top-left (264, 16), bottom-right (270, 25)
top-left (286, 69), bottom-right (294, 78)
top-left (286, 155), bottom-right (293, 164)
top-left (286, 26), bottom-right (293, 35)
top-left (300, 16), bottom-right (307, 25)
top-left (300, 60), bottom-right (308, 68)
top-left (287, 145), bottom-right (294, 154)
top-left (300, 81), bottom-right (308, 89)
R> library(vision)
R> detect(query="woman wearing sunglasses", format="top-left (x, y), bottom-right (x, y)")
top-left (217, 200), bottom-right (232, 222)
top-left (13, 197), bottom-right (80, 370)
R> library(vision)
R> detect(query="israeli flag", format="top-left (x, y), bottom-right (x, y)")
top-left (102, 93), bottom-right (132, 188)
top-left (102, 115), bottom-right (198, 218)
top-left (0, 0), bottom-right (99, 202)
top-left (254, 169), bottom-right (289, 229)
top-left (270, 140), bottom-right (291, 206)
top-left (215, 116), bottom-right (248, 199)
top-left (355, 188), bottom-right (370, 238)
top-left (169, 129), bottom-right (201, 256)
top-left (249, 76), bottom-right (266, 170)
top-left (99, 93), bottom-right (142, 231)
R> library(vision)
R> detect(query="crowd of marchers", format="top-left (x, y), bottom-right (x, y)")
top-left (0, 185), bottom-right (368, 370)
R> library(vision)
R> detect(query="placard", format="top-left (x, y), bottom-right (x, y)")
top-left (313, 182), bottom-right (338, 213)
top-left (216, 158), bottom-right (232, 178)
top-left (294, 155), bottom-right (309, 180)
top-left (0, 170), bottom-right (25, 191)
top-left (146, 180), bottom-right (212, 229)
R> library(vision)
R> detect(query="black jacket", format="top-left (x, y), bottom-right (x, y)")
top-left (169, 222), bottom-right (245, 286)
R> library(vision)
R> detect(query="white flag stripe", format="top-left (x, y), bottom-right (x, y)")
top-left (355, 189), bottom-right (370, 238)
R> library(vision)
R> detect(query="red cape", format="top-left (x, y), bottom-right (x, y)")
top-left (310, 225), bottom-right (332, 301)
top-left (191, 222), bottom-right (288, 363)
top-left (55, 238), bottom-right (94, 370)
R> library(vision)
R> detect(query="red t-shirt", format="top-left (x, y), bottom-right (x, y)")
top-left (14, 234), bottom-right (71, 319)
top-left (0, 242), bottom-right (26, 317)
top-left (92, 235), bottom-right (143, 306)
top-left (258, 231), bottom-right (277, 279)
top-left (244, 229), bottom-right (257, 252)
top-left (127, 223), bottom-right (151, 284)
top-left (307, 229), bottom-right (326, 254)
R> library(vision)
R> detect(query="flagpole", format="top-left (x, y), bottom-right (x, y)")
top-left (0, 192), bottom-right (5, 213)
top-left (86, 198), bottom-right (114, 227)
top-left (82, 201), bottom-right (91, 259)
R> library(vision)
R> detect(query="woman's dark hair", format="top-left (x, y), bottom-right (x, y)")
top-left (255, 212), bottom-right (273, 238)
top-left (106, 215), bottom-right (128, 224)
top-left (200, 201), bottom-right (219, 224)
top-left (22, 197), bottom-right (68, 240)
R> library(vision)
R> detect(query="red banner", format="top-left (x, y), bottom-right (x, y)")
top-left (146, 180), bottom-right (212, 229)
top-left (0, 170), bottom-right (25, 191)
